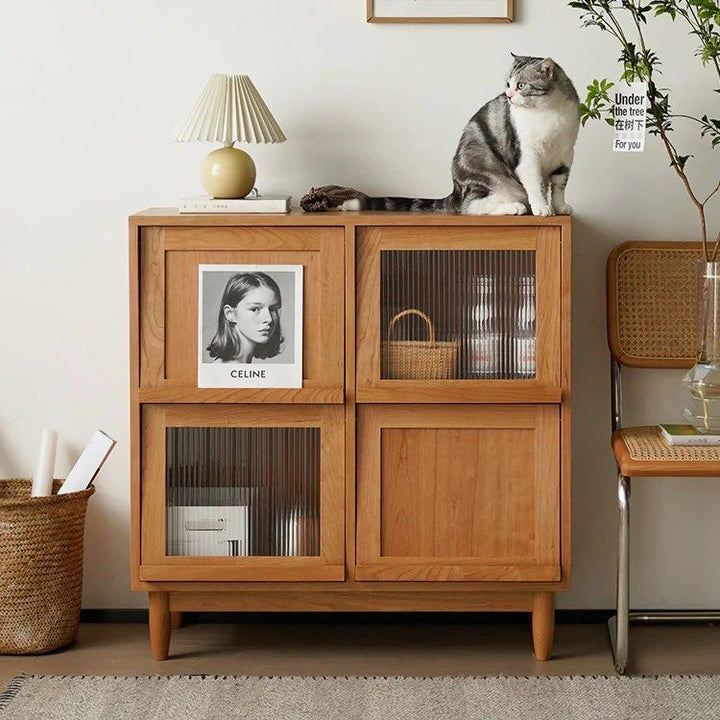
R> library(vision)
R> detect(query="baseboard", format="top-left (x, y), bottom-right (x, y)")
top-left (81, 609), bottom-right (149, 623)
top-left (80, 609), bottom-right (621, 624)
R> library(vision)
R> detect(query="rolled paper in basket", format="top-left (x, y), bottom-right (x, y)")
top-left (32, 429), bottom-right (57, 497)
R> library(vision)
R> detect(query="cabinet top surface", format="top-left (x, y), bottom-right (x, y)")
top-left (130, 208), bottom-right (571, 229)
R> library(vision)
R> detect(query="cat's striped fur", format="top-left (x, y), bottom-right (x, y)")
top-left (300, 55), bottom-right (580, 216)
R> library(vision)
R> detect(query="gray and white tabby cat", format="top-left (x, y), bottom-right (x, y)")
top-left (300, 54), bottom-right (580, 216)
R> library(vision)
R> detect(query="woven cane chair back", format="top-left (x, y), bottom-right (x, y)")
top-left (607, 241), bottom-right (704, 368)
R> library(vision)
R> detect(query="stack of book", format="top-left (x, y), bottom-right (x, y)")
top-left (658, 424), bottom-right (720, 446)
top-left (179, 195), bottom-right (291, 214)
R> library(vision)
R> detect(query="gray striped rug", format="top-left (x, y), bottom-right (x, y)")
top-left (1, 674), bottom-right (719, 719)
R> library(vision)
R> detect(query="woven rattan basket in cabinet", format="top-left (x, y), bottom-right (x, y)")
top-left (0, 479), bottom-right (94, 654)
top-left (382, 308), bottom-right (459, 380)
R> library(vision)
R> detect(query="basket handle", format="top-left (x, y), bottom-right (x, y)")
top-left (387, 309), bottom-right (436, 346)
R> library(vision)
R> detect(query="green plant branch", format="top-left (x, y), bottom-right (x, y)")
top-left (683, 1), bottom-right (720, 83)
top-left (625, 2), bottom-right (711, 259)
top-left (704, 178), bottom-right (720, 205)
top-left (652, 0), bottom-right (720, 86)
top-left (672, 113), bottom-right (709, 126)
top-left (605, 3), bottom-right (633, 42)
top-left (571, 0), bottom-right (719, 260)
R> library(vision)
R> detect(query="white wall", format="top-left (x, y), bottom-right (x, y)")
top-left (1, 0), bottom-right (718, 609)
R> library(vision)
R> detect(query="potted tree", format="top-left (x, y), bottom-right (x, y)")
top-left (571, 0), bottom-right (720, 430)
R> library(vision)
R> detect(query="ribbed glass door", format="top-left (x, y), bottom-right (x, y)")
top-left (355, 227), bottom-right (561, 402)
top-left (381, 249), bottom-right (536, 380)
top-left (139, 404), bottom-right (345, 582)
top-left (166, 427), bottom-right (320, 558)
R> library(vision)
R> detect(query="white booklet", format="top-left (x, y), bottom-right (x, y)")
top-left (179, 195), bottom-right (291, 214)
top-left (58, 430), bottom-right (117, 494)
top-left (658, 424), bottom-right (720, 446)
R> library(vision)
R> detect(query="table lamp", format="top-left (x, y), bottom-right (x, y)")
top-left (173, 74), bottom-right (286, 199)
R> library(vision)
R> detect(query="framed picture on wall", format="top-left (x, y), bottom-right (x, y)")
top-left (198, 264), bottom-right (303, 388)
top-left (367, 0), bottom-right (514, 23)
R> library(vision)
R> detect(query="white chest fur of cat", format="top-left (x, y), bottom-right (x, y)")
top-left (511, 95), bottom-right (580, 216)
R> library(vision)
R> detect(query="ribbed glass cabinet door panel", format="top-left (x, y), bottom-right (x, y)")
top-left (381, 250), bottom-right (536, 380)
top-left (166, 427), bottom-right (320, 558)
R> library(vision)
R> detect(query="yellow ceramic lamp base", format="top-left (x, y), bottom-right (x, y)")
top-left (202, 146), bottom-right (256, 199)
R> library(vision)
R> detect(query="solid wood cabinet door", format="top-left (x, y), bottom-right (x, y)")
top-left (356, 404), bottom-right (560, 581)
top-left (140, 404), bottom-right (344, 582)
top-left (138, 225), bottom-right (344, 403)
top-left (356, 226), bottom-right (561, 403)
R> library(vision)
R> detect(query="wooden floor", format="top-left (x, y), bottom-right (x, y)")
top-left (1, 619), bottom-right (719, 686)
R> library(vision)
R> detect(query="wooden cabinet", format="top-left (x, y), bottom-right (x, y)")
top-left (130, 210), bottom-right (571, 662)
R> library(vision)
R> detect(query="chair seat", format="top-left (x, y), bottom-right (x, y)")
top-left (612, 426), bottom-right (720, 476)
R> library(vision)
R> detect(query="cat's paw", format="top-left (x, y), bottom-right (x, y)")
top-left (553, 203), bottom-right (573, 215)
top-left (531, 202), bottom-right (555, 217)
top-left (492, 201), bottom-right (527, 216)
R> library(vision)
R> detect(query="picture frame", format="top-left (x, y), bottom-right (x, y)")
top-left (367, 0), bottom-right (514, 23)
top-left (197, 264), bottom-right (303, 389)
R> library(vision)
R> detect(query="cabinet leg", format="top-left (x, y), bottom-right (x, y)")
top-left (148, 592), bottom-right (171, 660)
top-left (170, 611), bottom-right (183, 630)
top-left (532, 591), bottom-right (555, 661)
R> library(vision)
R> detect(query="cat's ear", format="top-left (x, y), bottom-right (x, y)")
top-left (511, 52), bottom-right (520, 61)
top-left (539, 58), bottom-right (555, 78)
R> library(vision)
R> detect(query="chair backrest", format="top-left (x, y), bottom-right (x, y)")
top-left (607, 241), bottom-right (704, 368)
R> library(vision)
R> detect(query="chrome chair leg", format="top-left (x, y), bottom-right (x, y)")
top-left (607, 474), bottom-right (720, 675)
top-left (609, 473), bottom-right (631, 674)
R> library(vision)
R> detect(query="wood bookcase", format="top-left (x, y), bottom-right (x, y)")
top-left (129, 209), bottom-right (571, 661)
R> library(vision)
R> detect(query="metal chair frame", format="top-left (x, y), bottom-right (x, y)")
top-left (608, 359), bottom-right (720, 673)
top-left (607, 242), bottom-right (720, 675)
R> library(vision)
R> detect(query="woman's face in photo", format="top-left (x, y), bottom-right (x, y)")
top-left (225, 285), bottom-right (280, 346)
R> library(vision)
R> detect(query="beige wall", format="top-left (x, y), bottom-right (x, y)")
top-left (1, 1), bottom-right (718, 609)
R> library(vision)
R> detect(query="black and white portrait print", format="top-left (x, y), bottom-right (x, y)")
top-left (198, 265), bottom-right (303, 388)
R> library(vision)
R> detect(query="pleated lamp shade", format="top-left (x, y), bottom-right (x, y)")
top-left (173, 74), bottom-right (286, 199)
top-left (173, 74), bottom-right (286, 145)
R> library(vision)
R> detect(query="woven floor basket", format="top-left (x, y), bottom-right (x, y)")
top-left (382, 308), bottom-right (458, 380)
top-left (0, 479), bottom-right (94, 654)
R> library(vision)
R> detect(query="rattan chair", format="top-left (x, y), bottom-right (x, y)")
top-left (607, 241), bottom-right (720, 674)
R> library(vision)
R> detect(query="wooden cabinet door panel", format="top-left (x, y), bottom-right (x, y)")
top-left (139, 226), bottom-right (344, 403)
top-left (356, 404), bottom-right (560, 581)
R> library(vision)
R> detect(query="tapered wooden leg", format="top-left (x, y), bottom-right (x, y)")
top-left (532, 591), bottom-right (555, 661)
top-left (148, 592), bottom-right (171, 660)
top-left (170, 611), bottom-right (183, 630)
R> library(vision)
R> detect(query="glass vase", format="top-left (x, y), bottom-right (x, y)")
top-left (683, 261), bottom-right (720, 433)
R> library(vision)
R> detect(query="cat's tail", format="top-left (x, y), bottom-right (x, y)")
top-left (300, 185), bottom-right (458, 213)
